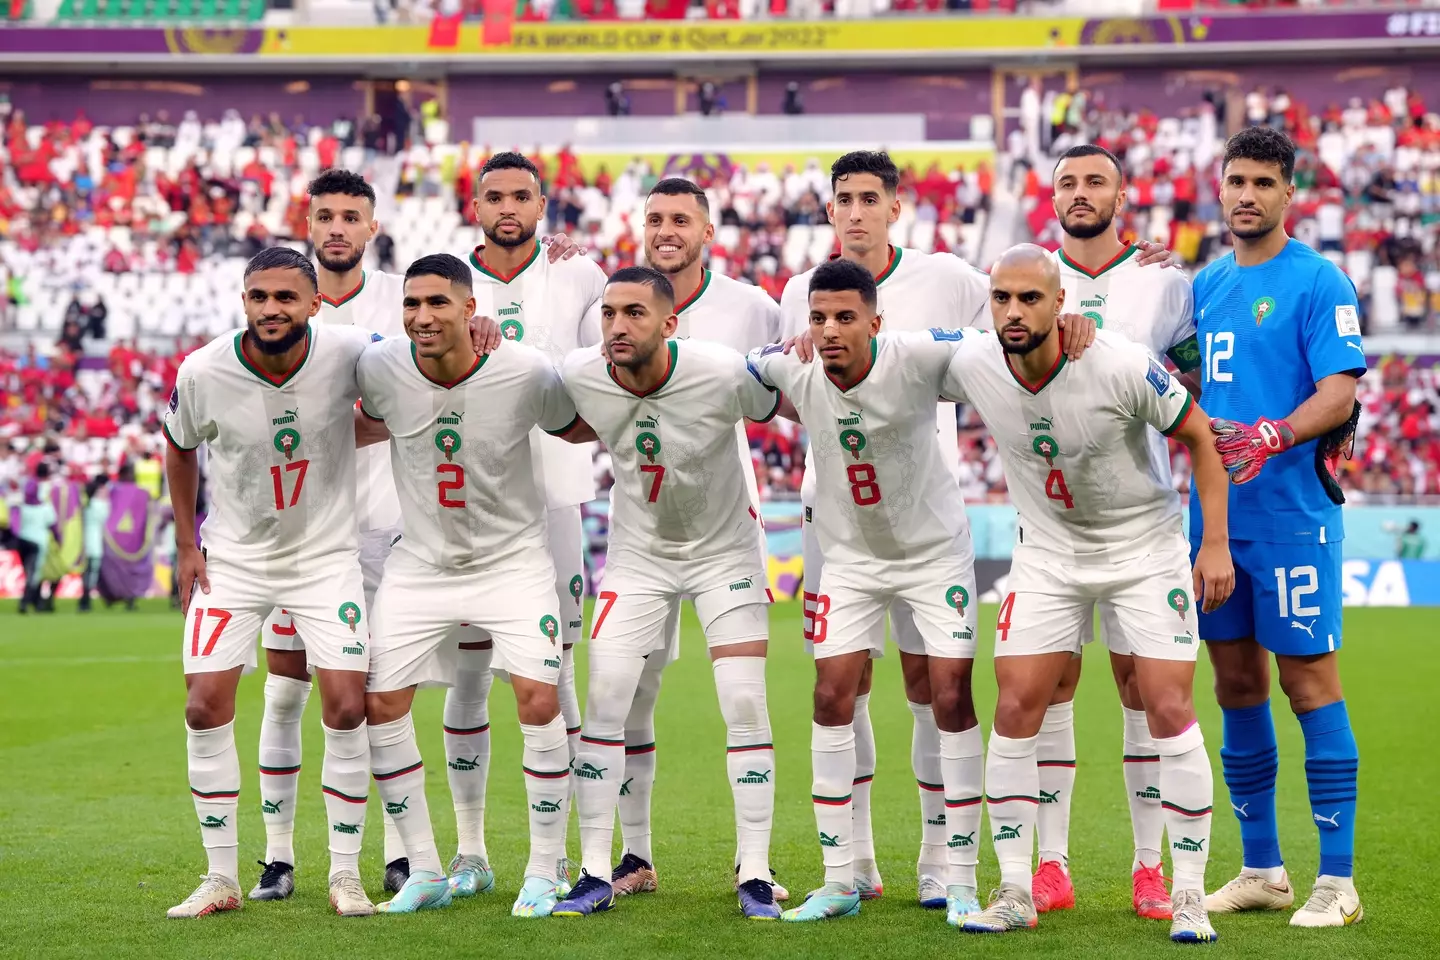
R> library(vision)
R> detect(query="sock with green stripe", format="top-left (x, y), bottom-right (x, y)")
top-left (619, 653), bottom-right (663, 864)
top-left (188, 720), bottom-right (240, 884)
top-left (1122, 705), bottom-right (1165, 870)
top-left (986, 732), bottom-right (1039, 888)
top-left (370, 713), bottom-right (442, 876)
top-left (851, 693), bottom-right (876, 865)
top-left (259, 673), bottom-right (309, 867)
top-left (715, 656), bottom-right (773, 884)
top-left (941, 724), bottom-right (984, 889)
top-left (812, 721), bottom-right (856, 888)
top-left (444, 644), bottom-right (494, 860)
top-left (522, 714), bottom-right (572, 881)
top-left (321, 722), bottom-right (369, 881)
top-left (576, 654), bottom-right (644, 879)
top-left (1156, 722), bottom-right (1212, 896)
top-left (1036, 700), bottom-right (1076, 870)
top-left (908, 701), bottom-right (947, 878)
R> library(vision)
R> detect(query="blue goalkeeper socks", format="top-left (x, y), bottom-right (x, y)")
top-left (1220, 702), bottom-right (1283, 870)
top-left (1298, 700), bottom-right (1358, 879)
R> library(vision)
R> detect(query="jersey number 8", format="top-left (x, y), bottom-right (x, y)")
top-left (847, 463), bottom-right (882, 505)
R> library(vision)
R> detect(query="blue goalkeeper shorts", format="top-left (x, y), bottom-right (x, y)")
top-left (1190, 539), bottom-right (1344, 656)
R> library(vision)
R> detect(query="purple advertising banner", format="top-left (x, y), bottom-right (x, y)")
top-left (0, 27), bottom-right (263, 56)
top-left (1077, 10), bottom-right (1440, 46)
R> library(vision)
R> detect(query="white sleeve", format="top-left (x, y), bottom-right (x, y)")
top-left (1119, 341), bottom-right (1196, 436)
top-left (537, 359), bottom-right (581, 436)
top-left (356, 343), bottom-right (387, 421)
top-left (162, 367), bottom-right (208, 451)
top-left (759, 292), bottom-right (783, 345)
top-left (949, 256), bottom-right (993, 330)
top-left (736, 353), bottom-right (782, 423)
top-left (1161, 275), bottom-right (1200, 373)
top-left (938, 331), bottom-right (985, 405)
top-left (778, 275), bottom-right (809, 340)
top-left (895, 328), bottom-right (967, 392)
top-left (746, 342), bottom-right (794, 394)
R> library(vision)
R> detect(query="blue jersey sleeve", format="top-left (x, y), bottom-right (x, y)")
top-left (1302, 263), bottom-right (1367, 384)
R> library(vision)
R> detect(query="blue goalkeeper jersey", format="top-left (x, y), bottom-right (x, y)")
top-left (1190, 239), bottom-right (1366, 544)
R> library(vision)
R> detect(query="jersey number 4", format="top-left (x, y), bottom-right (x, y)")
top-left (270, 460), bottom-right (309, 510)
top-left (1045, 469), bottom-right (1074, 509)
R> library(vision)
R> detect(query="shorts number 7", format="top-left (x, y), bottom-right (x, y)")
top-left (591, 590), bottom-right (618, 639)
top-left (190, 607), bottom-right (233, 657)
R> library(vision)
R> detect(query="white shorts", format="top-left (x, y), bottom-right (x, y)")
top-left (455, 504), bottom-right (585, 658)
top-left (996, 539), bottom-right (1199, 662)
top-left (811, 555), bottom-right (977, 661)
top-left (368, 549), bottom-right (564, 692)
top-left (182, 555), bottom-right (369, 676)
top-left (1077, 602), bottom-right (1130, 655)
top-left (594, 545), bottom-right (771, 661)
top-left (262, 526), bottom-right (398, 655)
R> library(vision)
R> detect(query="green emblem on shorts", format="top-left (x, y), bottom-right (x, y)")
top-left (1083, 310), bottom-right (1104, 328)
top-left (273, 427), bottom-right (301, 461)
top-left (539, 615), bottom-right (560, 644)
top-left (636, 432), bottom-right (662, 463)
top-left (1252, 296), bottom-right (1275, 325)
top-left (946, 584), bottom-right (969, 612)
top-left (839, 429), bottom-right (867, 459)
top-left (1032, 434), bottom-right (1060, 467)
top-left (569, 574), bottom-right (584, 603)
top-left (1167, 588), bottom-right (1190, 622)
top-left (435, 428), bottom-right (462, 462)
top-left (338, 601), bottom-right (362, 633)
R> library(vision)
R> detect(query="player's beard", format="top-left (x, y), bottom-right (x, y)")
top-left (606, 334), bottom-right (662, 371)
top-left (651, 243), bottom-right (701, 277)
top-left (316, 244), bottom-right (365, 274)
top-left (1227, 208), bottom-right (1279, 241)
top-left (248, 318), bottom-right (310, 356)
top-left (999, 324), bottom-right (1050, 356)
top-left (484, 220), bottom-right (537, 249)
top-left (1061, 205), bottom-right (1114, 240)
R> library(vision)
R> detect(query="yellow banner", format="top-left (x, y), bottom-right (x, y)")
top-left (566, 145), bottom-right (994, 182)
top-left (259, 18), bottom-right (1084, 58)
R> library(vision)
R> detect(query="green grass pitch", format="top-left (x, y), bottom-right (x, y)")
top-left (0, 600), bottom-right (1431, 959)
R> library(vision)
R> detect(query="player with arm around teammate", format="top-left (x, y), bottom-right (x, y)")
top-left (550, 266), bottom-right (785, 921)
top-left (750, 258), bottom-right (985, 926)
top-left (163, 248), bottom-right (382, 919)
top-left (943, 245), bottom-right (1233, 943)
top-left (1195, 127), bottom-right (1367, 928)
top-left (355, 254), bottom-right (592, 918)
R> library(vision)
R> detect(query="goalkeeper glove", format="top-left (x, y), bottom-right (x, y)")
top-left (1315, 401), bottom-right (1362, 505)
top-left (1210, 416), bottom-right (1295, 485)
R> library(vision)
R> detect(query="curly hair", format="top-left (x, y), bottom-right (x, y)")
top-left (1222, 126), bottom-right (1296, 184)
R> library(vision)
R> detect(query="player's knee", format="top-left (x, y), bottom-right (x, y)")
top-left (1115, 668), bottom-right (1143, 711)
top-left (812, 682), bottom-right (856, 727)
top-left (1142, 695), bottom-right (1195, 741)
top-left (321, 696), bottom-right (366, 731)
top-left (1277, 666), bottom-right (1343, 715)
top-left (184, 700), bottom-right (228, 731)
top-left (1212, 667), bottom-right (1268, 707)
top-left (993, 691), bottom-right (1046, 739)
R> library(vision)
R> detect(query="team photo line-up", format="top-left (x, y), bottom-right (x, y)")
top-left (163, 129), bottom-right (1364, 943)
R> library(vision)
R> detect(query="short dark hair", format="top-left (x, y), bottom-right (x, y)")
top-left (307, 169), bottom-right (376, 206)
top-left (608, 265), bottom-right (675, 308)
top-left (244, 247), bottom-right (318, 291)
top-left (647, 177), bottom-right (709, 216)
top-left (830, 150), bottom-right (900, 194)
top-left (809, 258), bottom-right (877, 309)
top-left (1222, 126), bottom-right (1296, 184)
top-left (405, 253), bottom-right (473, 291)
top-left (1053, 144), bottom-right (1124, 180)
top-left (480, 151), bottom-right (542, 187)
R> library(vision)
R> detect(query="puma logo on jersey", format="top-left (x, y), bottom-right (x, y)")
top-left (836, 410), bottom-right (863, 426)
top-left (271, 408), bottom-right (299, 425)
top-left (1291, 619), bottom-right (1316, 639)
top-left (1029, 417), bottom-right (1053, 431)
top-left (635, 416), bottom-right (659, 428)
top-left (1079, 295), bottom-right (1106, 308)
top-left (437, 410), bottom-right (464, 425)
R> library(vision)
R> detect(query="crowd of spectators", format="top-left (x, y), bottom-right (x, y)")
top-left (4, 78), bottom-right (1440, 504)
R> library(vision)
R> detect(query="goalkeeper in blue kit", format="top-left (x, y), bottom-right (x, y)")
top-left (1191, 127), bottom-right (1365, 928)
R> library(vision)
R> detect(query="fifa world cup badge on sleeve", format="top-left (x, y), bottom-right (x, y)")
top-left (1335, 304), bottom-right (1361, 337)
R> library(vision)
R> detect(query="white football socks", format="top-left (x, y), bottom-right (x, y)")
top-left (321, 722), bottom-right (369, 881)
top-left (258, 674), bottom-right (308, 867)
top-left (370, 714), bottom-right (442, 876)
top-left (521, 714), bottom-right (571, 881)
top-left (715, 656), bottom-right (774, 884)
top-left (986, 732), bottom-right (1039, 888)
top-left (618, 654), bottom-right (663, 864)
top-left (1036, 701), bottom-right (1076, 870)
top-left (812, 721), bottom-right (857, 888)
top-left (576, 655), bottom-right (645, 880)
top-left (851, 693), bottom-right (877, 866)
top-left (909, 701), bottom-right (948, 877)
top-left (941, 725), bottom-right (984, 889)
top-left (1156, 722), bottom-right (1213, 896)
top-left (188, 721), bottom-right (240, 884)
top-left (444, 645), bottom-right (494, 860)
top-left (1122, 706), bottom-right (1166, 870)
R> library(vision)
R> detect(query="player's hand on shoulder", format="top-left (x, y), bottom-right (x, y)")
top-left (1192, 540), bottom-right (1235, 614)
top-left (781, 329), bottom-right (815, 363)
top-left (541, 232), bottom-right (587, 262)
top-left (1135, 239), bottom-right (1183, 269)
top-left (1056, 312), bottom-right (1097, 359)
top-left (469, 315), bottom-right (503, 356)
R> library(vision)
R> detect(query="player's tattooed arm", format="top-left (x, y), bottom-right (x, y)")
top-left (165, 444), bottom-right (208, 616)
top-left (1170, 402), bottom-right (1235, 612)
top-left (542, 232), bottom-right (587, 262)
top-left (1055, 312), bottom-right (1097, 359)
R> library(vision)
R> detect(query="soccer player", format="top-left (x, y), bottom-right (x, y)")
top-left (936, 245), bottom-right (1232, 943)
top-left (444, 151), bottom-right (607, 896)
top-left (1032, 144), bottom-right (1202, 920)
top-left (551, 266), bottom-right (783, 920)
top-left (163, 248), bottom-right (379, 919)
top-left (356, 253), bottom-right (591, 917)
top-left (602, 176), bottom-right (786, 900)
top-left (750, 258), bottom-right (985, 924)
top-left (1194, 127), bottom-right (1365, 927)
top-left (777, 150), bottom-right (991, 908)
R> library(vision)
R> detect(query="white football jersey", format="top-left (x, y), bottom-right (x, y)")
top-left (163, 325), bottom-right (373, 577)
top-left (941, 328), bottom-right (1194, 564)
top-left (357, 338), bottom-right (579, 571)
top-left (468, 244), bottom-right (606, 508)
top-left (674, 268), bottom-right (783, 513)
top-left (749, 331), bottom-right (968, 566)
top-left (780, 247), bottom-right (990, 490)
top-left (1057, 246), bottom-right (1197, 488)
top-left (562, 339), bottom-right (779, 563)
top-left (315, 269), bottom-right (407, 534)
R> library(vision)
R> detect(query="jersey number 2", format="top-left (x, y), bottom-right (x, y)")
top-left (270, 460), bottom-right (309, 510)
top-left (437, 464), bottom-right (465, 509)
